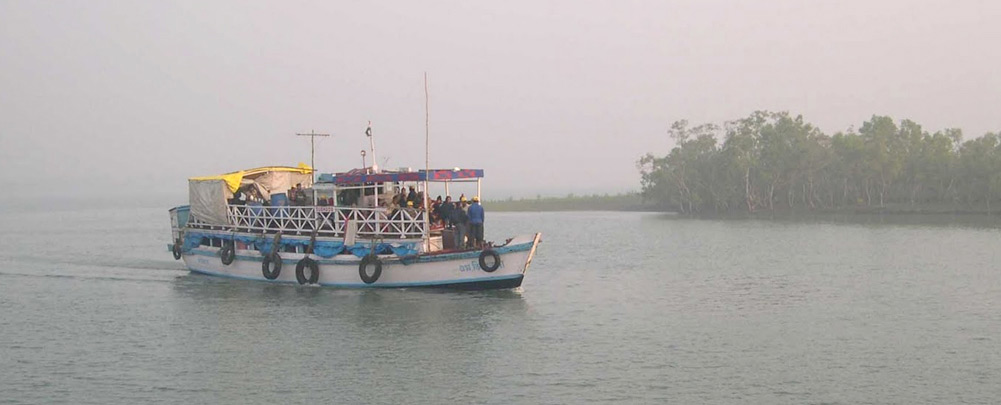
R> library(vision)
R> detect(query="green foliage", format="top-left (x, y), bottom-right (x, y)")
top-left (640, 111), bottom-right (1001, 214)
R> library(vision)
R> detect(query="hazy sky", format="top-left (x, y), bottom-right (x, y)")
top-left (2, 0), bottom-right (999, 203)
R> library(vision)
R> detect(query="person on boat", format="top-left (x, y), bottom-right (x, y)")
top-left (460, 197), bottom-right (471, 247)
top-left (386, 194), bottom-right (401, 218)
top-left (468, 196), bottom-right (484, 248)
top-left (294, 184), bottom-right (308, 206)
top-left (230, 186), bottom-right (247, 205)
top-left (440, 196), bottom-right (454, 229)
top-left (431, 195), bottom-right (443, 225)
top-left (407, 186), bottom-right (418, 206)
top-left (451, 199), bottom-right (469, 249)
top-left (399, 187), bottom-right (409, 206)
top-left (404, 200), bottom-right (418, 218)
top-left (287, 183), bottom-right (300, 205)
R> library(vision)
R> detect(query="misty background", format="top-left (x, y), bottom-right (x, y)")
top-left (2, 0), bottom-right (999, 208)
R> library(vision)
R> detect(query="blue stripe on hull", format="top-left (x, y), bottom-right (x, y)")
top-left (180, 241), bottom-right (534, 265)
top-left (187, 266), bottom-right (524, 290)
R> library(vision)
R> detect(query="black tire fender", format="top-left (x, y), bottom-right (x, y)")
top-left (359, 255), bottom-right (382, 284)
top-left (478, 249), bottom-right (501, 272)
top-left (172, 239), bottom-right (182, 260)
top-left (296, 257), bottom-right (319, 285)
top-left (220, 240), bottom-right (236, 265)
top-left (262, 253), bottom-right (282, 280)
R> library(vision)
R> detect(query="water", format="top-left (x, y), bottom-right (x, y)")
top-left (1, 207), bottom-right (999, 404)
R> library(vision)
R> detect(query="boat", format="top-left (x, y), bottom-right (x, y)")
top-left (167, 163), bottom-right (542, 290)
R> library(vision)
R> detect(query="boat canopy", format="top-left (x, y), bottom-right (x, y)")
top-left (320, 169), bottom-right (484, 185)
top-left (190, 164), bottom-right (314, 193)
top-left (188, 164), bottom-right (314, 226)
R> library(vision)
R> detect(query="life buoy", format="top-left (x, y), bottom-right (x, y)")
top-left (359, 255), bottom-right (382, 284)
top-left (172, 239), bottom-right (182, 260)
top-left (220, 240), bottom-right (236, 265)
top-left (262, 252), bottom-right (282, 280)
top-left (478, 249), bottom-right (501, 272)
top-left (296, 257), bottom-right (319, 285)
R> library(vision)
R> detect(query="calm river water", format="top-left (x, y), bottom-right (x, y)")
top-left (1, 207), bottom-right (999, 404)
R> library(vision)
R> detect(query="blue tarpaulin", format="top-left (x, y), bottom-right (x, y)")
top-left (182, 232), bottom-right (204, 252)
top-left (348, 243), bottom-right (392, 257)
top-left (390, 243), bottom-right (419, 257)
top-left (255, 239), bottom-right (276, 255)
top-left (183, 232), bottom-right (418, 259)
top-left (313, 241), bottom-right (345, 258)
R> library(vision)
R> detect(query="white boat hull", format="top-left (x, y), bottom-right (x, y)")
top-left (173, 233), bottom-right (541, 290)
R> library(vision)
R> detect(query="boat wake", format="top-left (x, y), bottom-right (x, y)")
top-left (0, 254), bottom-right (188, 283)
top-left (0, 269), bottom-right (185, 283)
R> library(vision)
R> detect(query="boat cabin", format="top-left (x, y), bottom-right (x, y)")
top-left (183, 165), bottom-right (484, 252)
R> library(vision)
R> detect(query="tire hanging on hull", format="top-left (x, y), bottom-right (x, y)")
top-left (262, 253), bottom-right (282, 280)
top-left (359, 255), bottom-right (382, 284)
top-left (478, 249), bottom-right (501, 272)
top-left (172, 239), bottom-right (182, 260)
top-left (262, 233), bottom-right (282, 280)
top-left (220, 240), bottom-right (236, 265)
top-left (296, 257), bottom-right (319, 285)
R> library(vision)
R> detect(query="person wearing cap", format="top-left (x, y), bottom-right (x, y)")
top-left (468, 196), bottom-right (484, 248)
top-left (407, 186), bottom-right (418, 207)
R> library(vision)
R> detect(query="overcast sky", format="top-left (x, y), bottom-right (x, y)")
top-left (2, 0), bottom-right (999, 204)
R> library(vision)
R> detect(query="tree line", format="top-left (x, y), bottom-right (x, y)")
top-left (638, 111), bottom-right (1001, 214)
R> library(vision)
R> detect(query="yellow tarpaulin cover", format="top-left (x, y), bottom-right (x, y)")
top-left (189, 164), bottom-right (313, 193)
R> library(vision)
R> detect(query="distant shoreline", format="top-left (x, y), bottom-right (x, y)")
top-left (487, 193), bottom-right (656, 212)
top-left (487, 194), bottom-right (1001, 218)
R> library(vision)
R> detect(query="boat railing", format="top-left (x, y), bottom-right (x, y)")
top-left (185, 205), bottom-right (427, 240)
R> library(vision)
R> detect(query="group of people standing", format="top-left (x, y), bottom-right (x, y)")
top-left (382, 188), bottom-right (486, 249)
top-left (431, 194), bottom-right (485, 249)
top-left (385, 186), bottom-right (425, 218)
top-left (288, 183), bottom-right (310, 206)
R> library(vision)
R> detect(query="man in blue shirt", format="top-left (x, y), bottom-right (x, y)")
top-left (468, 196), bottom-right (485, 249)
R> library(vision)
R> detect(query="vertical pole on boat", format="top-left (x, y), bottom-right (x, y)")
top-left (366, 121), bottom-right (379, 173)
top-left (423, 72), bottom-right (431, 252)
top-left (296, 130), bottom-right (330, 206)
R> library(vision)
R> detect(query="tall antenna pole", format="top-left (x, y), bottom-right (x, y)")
top-left (423, 72), bottom-right (431, 251)
top-left (296, 130), bottom-right (330, 206)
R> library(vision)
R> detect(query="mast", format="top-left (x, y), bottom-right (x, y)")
top-left (366, 121), bottom-right (379, 173)
top-left (423, 72), bottom-right (431, 251)
top-left (296, 130), bottom-right (330, 206)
